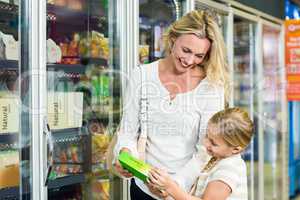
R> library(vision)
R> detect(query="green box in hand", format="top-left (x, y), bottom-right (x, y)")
top-left (118, 152), bottom-right (151, 182)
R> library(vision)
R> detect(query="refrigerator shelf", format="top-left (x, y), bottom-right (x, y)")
top-left (0, 133), bottom-right (18, 144)
top-left (51, 127), bottom-right (88, 139)
top-left (0, 186), bottom-right (19, 199)
top-left (0, 58), bottom-right (108, 74)
top-left (48, 174), bottom-right (85, 189)
top-left (0, 59), bottom-right (18, 70)
top-left (0, 1), bottom-right (18, 14)
top-left (47, 3), bottom-right (105, 22)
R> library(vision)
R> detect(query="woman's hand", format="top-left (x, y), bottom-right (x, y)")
top-left (113, 148), bottom-right (133, 178)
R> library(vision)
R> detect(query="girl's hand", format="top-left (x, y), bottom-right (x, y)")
top-left (148, 167), bottom-right (173, 191)
top-left (146, 182), bottom-right (168, 199)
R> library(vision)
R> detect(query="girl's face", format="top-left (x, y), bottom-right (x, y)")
top-left (170, 34), bottom-right (211, 74)
top-left (203, 123), bottom-right (239, 159)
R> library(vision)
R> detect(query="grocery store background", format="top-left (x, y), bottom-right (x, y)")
top-left (0, 0), bottom-right (299, 199)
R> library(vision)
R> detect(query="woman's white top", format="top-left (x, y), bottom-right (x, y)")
top-left (195, 154), bottom-right (248, 200)
top-left (114, 60), bottom-right (224, 199)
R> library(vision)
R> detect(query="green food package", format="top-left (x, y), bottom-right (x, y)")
top-left (118, 152), bottom-right (151, 182)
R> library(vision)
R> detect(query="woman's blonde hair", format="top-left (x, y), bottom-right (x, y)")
top-left (164, 10), bottom-right (230, 103)
top-left (209, 107), bottom-right (254, 149)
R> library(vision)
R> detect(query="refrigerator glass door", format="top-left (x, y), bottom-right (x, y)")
top-left (0, 0), bottom-right (32, 199)
top-left (46, 0), bottom-right (121, 199)
top-left (139, 0), bottom-right (186, 64)
top-left (233, 16), bottom-right (257, 200)
top-left (261, 25), bottom-right (283, 200)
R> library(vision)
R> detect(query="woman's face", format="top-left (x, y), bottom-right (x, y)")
top-left (170, 34), bottom-right (211, 74)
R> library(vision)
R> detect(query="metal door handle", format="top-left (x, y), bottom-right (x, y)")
top-left (43, 117), bottom-right (54, 186)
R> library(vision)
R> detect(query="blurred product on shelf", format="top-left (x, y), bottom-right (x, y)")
top-left (53, 0), bottom-right (67, 7)
top-left (0, 70), bottom-right (18, 92)
top-left (91, 73), bottom-right (112, 113)
top-left (47, 92), bottom-right (83, 130)
top-left (0, 31), bottom-right (18, 60)
top-left (0, 150), bottom-right (19, 189)
top-left (67, 0), bottom-right (83, 11)
top-left (47, 0), bottom-right (55, 4)
top-left (0, 93), bottom-right (19, 133)
top-left (79, 31), bottom-right (109, 60)
top-left (91, 179), bottom-right (109, 200)
top-left (92, 127), bottom-right (110, 164)
top-left (47, 38), bottom-right (62, 63)
top-left (48, 0), bottom-right (83, 11)
top-left (154, 23), bottom-right (165, 58)
top-left (56, 31), bottom-right (109, 64)
top-left (52, 141), bottom-right (84, 178)
top-left (0, 0), bottom-right (10, 3)
top-left (139, 45), bottom-right (149, 64)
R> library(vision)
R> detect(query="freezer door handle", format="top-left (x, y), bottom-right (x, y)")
top-left (43, 117), bottom-right (54, 186)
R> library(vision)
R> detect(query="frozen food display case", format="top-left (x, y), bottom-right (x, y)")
top-left (233, 15), bottom-right (258, 200)
top-left (139, 0), bottom-right (186, 64)
top-left (261, 25), bottom-right (285, 200)
top-left (46, 0), bottom-right (122, 199)
top-left (0, 0), bottom-right (35, 199)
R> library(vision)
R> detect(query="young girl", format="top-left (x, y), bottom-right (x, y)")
top-left (148, 107), bottom-right (254, 200)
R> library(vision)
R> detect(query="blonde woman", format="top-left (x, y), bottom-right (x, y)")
top-left (113, 10), bottom-right (229, 199)
top-left (149, 108), bottom-right (254, 200)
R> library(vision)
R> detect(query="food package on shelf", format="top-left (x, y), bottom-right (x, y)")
top-left (91, 124), bottom-right (110, 165)
top-left (67, 0), bottom-right (83, 10)
top-left (47, 0), bottom-right (55, 4)
top-left (59, 33), bottom-right (80, 64)
top-left (91, 179), bottom-right (110, 200)
top-left (79, 37), bottom-right (89, 58)
top-left (0, 150), bottom-right (19, 189)
top-left (0, 32), bottom-right (18, 60)
top-left (47, 92), bottom-right (83, 130)
top-left (78, 31), bottom-right (109, 60)
top-left (54, 0), bottom-right (67, 6)
top-left (47, 39), bottom-right (62, 63)
top-left (83, 31), bottom-right (109, 59)
top-left (139, 45), bottom-right (149, 64)
top-left (91, 74), bottom-right (113, 114)
top-left (0, 93), bottom-right (19, 133)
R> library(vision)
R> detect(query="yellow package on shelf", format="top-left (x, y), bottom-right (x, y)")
top-left (0, 94), bottom-right (19, 134)
top-left (48, 92), bottom-right (83, 130)
top-left (0, 150), bottom-right (19, 189)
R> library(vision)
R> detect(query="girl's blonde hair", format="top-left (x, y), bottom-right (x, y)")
top-left (209, 107), bottom-right (254, 149)
top-left (164, 10), bottom-right (230, 103)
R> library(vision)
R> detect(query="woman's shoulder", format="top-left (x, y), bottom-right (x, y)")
top-left (197, 79), bottom-right (224, 96)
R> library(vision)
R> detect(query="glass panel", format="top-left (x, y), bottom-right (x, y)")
top-left (233, 16), bottom-right (257, 200)
top-left (0, 0), bottom-right (28, 199)
top-left (262, 26), bottom-right (283, 200)
top-left (293, 102), bottom-right (300, 160)
top-left (139, 0), bottom-right (186, 64)
top-left (46, 0), bottom-right (121, 199)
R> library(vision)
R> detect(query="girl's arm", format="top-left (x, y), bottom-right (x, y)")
top-left (167, 180), bottom-right (231, 200)
top-left (165, 180), bottom-right (202, 200)
top-left (201, 180), bottom-right (231, 200)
